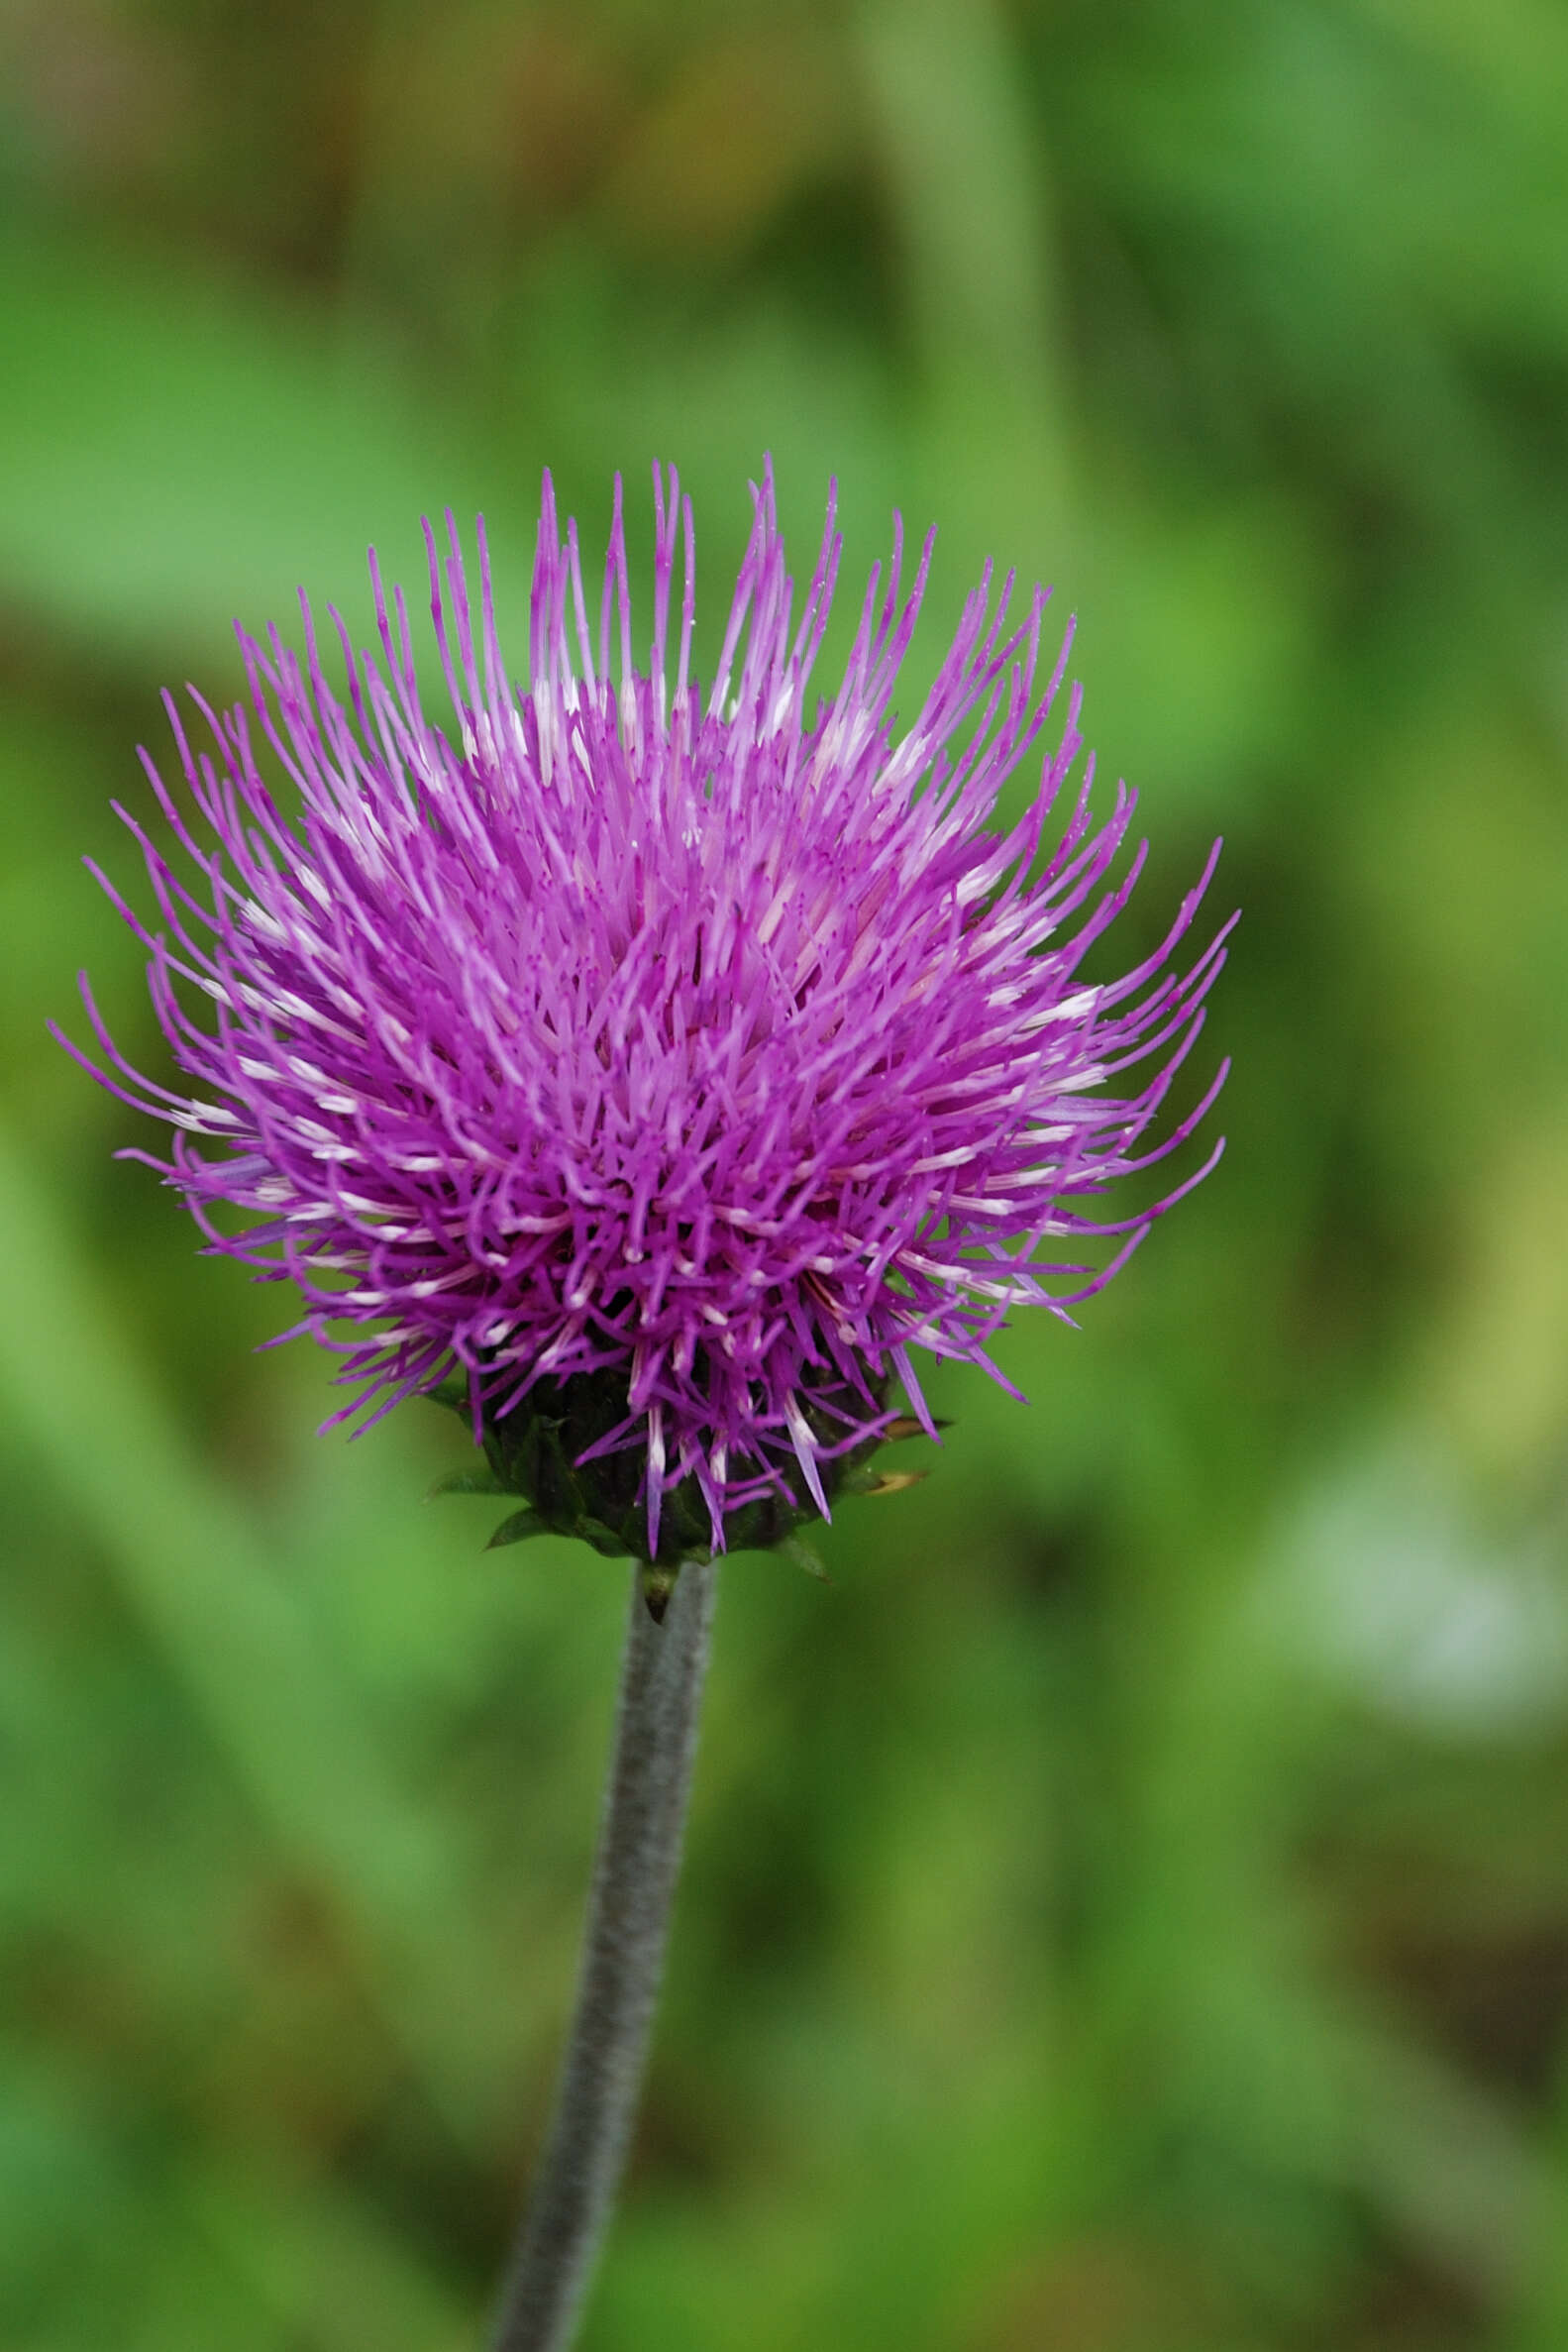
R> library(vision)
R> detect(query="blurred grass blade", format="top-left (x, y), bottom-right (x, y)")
top-left (0, 1120), bottom-right (499, 2148)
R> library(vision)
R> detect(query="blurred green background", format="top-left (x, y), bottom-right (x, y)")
top-left (4, 2), bottom-right (1568, 2347)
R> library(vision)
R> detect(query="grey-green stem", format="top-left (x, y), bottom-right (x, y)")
top-left (490, 1557), bottom-right (718, 2352)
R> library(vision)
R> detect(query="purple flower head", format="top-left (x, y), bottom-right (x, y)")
top-left (61, 463), bottom-right (1233, 1567)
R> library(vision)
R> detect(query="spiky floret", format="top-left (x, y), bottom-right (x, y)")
top-left (60, 463), bottom-right (1233, 1558)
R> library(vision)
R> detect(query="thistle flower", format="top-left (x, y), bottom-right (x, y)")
top-left (61, 464), bottom-right (1232, 1568)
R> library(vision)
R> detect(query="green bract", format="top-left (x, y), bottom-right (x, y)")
top-left (428, 1368), bottom-right (930, 1615)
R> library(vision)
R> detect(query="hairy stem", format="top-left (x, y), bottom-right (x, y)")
top-left (490, 1558), bottom-right (718, 2352)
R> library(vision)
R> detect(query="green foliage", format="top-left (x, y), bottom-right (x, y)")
top-left (5, 2), bottom-right (1568, 2345)
top-left (427, 1367), bottom-right (905, 1593)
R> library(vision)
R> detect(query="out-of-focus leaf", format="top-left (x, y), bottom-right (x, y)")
top-left (0, 215), bottom-right (507, 669)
